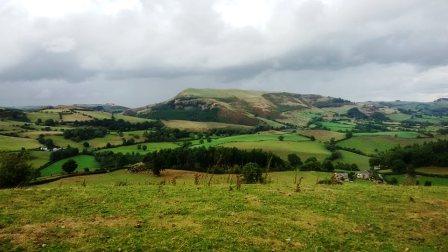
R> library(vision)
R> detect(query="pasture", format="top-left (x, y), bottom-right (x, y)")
top-left (320, 121), bottom-right (355, 132)
top-left (384, 174), bottom-right (448, 186)
top-left (416, 167), bottom-right (448, 176)
top-left (162, 120), bottom-right (251, 131)
top-left (336, 135), bottom-right (443, 155)
top-left (29, 151), bottom-right (51, 169)
top-left (0, 135), bottom-right (41, 151)
top-left (221, 141), bottom-right (330, 160)
top-left (299, 129), bottom-right (345, 141)
top-left (354, 131), bottom-right (421, 138)
top-left (335, 150), bottom-right (370, 170)
top-left (0, 170), bottom-right (447, 251)
top-left (39, 155), bottom-right (100, 177)
top-left (98, 142), bottom-right (179, 154)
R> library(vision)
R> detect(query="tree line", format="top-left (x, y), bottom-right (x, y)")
top-left (370, 140), bottom-right (448, 174)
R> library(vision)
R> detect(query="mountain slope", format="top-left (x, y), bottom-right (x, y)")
top-left (133, 88), bottom-right (352, 126)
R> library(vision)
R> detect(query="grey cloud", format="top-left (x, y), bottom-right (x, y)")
top-left (0, 0), bottom-right (447, 106)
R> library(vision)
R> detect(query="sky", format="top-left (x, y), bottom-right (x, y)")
top-left (0, 0), bottom-right (447, 107)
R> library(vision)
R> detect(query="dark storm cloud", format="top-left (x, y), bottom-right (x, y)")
top-left (0, 0), bottom-right (447, 107)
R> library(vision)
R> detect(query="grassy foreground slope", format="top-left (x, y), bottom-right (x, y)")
top-left (0, 170), bottom-right (447, 251)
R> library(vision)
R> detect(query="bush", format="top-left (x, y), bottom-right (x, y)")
top-left (0, 152), bottom-right (34, 188)
top-left (388, 177), bottom-right (398, 185)
top-left (242, 162), bottom-right (263, 183)
top-left (287, 154), bottom-right (302, 167)
top-left (424, 180), bottom-right (432, 186)
top-left (62, 159), bottom-right (78, 173)
top-left (84, 168), bottom-right (90, 173)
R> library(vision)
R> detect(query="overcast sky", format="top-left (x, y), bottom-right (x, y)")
top-left (0, 0), bottom-right (447, 107)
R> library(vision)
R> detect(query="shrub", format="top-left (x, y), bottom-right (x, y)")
top-left (388, 177), bottom-right (398, 185)
top-left (62, 159), bottom-right (78, 173)
top-left (287, 154), bottom-right (302, 167)
top-left (84, 168), bottom-right (90, 173)
top-left (242, 162), bottom-right (263, 183)
top-left (142, 145), bottom-right (147, 151)
top-left (424, 181), bottom-right (432, 186)
top-left (0, 152), bottom-right (34, 188)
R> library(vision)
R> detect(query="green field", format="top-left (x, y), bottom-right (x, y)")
top-left (29, 151), bottom-right (51, 169)
top-left (337, 135), bottom-right (444, 155)
top-left (416, 167), bottom-right (448, 176)
top-left (299, 129), bottom-right (345, 141)
top-left (354, 131), bottom-right (421, 138)
top-left (162, 120), bottom-right (251, 132)
top-left (335, 150), bottom-right (370, 170)
top-left (26, 112), bottom-right (60, 123)
top-left (45, 131), bottom-right (146, 149)
top-left (0, 135), bottom-right (41, 151)
top-left (222, 141), bottom-right (330, 160)
top-left (76, 110), bottom-right (112, 120)
top-left (278, 110), bottom-right (320, 127)
top-left (39, 155), bottom-right (100, 177)
top-left (387, 113), bottom-right (412, 122)
top-left (384, 174), bottom-right (448, 186)
top-left (98, 142), bottom-right (179, 154)
top-left (0, 170), bottom-right (447, 251)
top-left (193, 132), bottom-right (309, 147)
top-left (320, 121), bottom-right (355, 132)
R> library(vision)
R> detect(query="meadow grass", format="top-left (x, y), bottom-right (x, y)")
top-left (26, 112), bottom-right (60, 123)
top-left (336, 135), bottom-right (446, 155)
top-left (162, 120), bottom-right (251, 131)
top-left (61, 113), bottom-right (92, 122)
top-left (384, 174), bottom-right (448, 186)
top-left (354, 131), bottom-right (421, 138)
top-left (278, 109), bottom-right (319, 127)
top-left (46, 131), bottom-right (146, 149)
top-left (299, 129), bottom-right (345, 141)
top-left (335, 150), bottom-right (370, 170)
top-left (97, 142), bottom-right (179, 154)
top-left (416, 167), bottom-right (448, 176)
top-left (29, 151), bottom-right (51, 169)
top-left (0, 170), bottom-right (447, 251)
top-left (387, 113), bottom-right (412, 122)
top-left (76, 110), bottom-right (112, 120)
top-left (0, 135), bottom-right (41, 151)
top-left (39, 155), bottom-right (100, 177)
top-left (321, 121), bottom-right (355, 131)
top-left (114, 114), bottom-right (153, 123)
top-left (192, 132), bottom-right (309, 147)
top-left (221, 141), bottom-right (330, 160)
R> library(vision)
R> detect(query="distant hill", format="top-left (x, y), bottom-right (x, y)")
top-left (131, 88), bottom-right (353, 126)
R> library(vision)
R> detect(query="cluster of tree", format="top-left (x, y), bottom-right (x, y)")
top-left (346, 108), bottom-right (368, 119)
top-left (50, 147), bottom-right (79, 162)
top-left (143, 128), bottom-right (190, 142)
top-left (36, 118), bottom-right (58, 126)
top-left (63, 127), bottom-right (108, 141)
top-left (334, 162), bottom-right (359, 171)
top-left (37, 134), bottom-right (57, 149)
top-left (370, 140), bottom-right (448, 174)
top-left (299, 157), bottom-right (335, 172)
top-left (74, 118), bottom-right (164, 131)
top-left (0, 108), bottom-right (29, 122)
top-left (0, 152), bottom-right (36, 188)
top-left (62, 159), bottom-right (78, 173)
top-left (94, 151), bottom-right (144, 170)
top-left (143, 147), bottom-right (287, 175)
top-left (354, 122), bottom-right (387, 132)
top-left (438, 128), bottom-right (448, 135)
